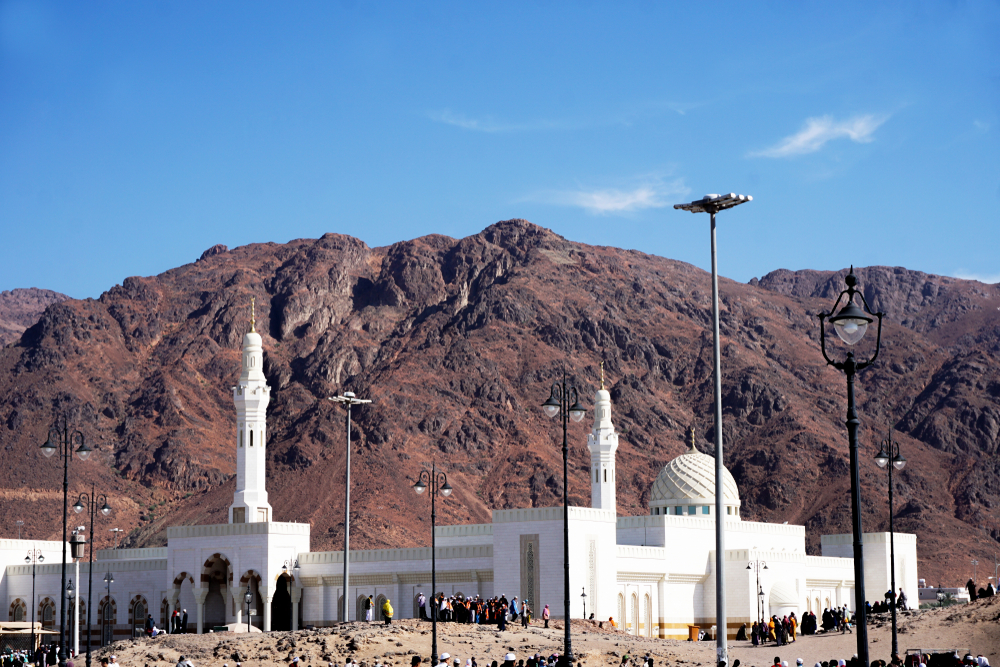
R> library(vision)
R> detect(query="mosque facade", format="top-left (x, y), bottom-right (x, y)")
top-left (0, 324), bottom-right (918, 647)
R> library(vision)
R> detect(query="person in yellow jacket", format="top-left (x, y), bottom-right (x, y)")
top-left (789, 612), bottom-right (797, 642)
top-left (382, 599), bottom-right (394, 625)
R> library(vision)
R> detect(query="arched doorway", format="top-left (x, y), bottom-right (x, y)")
top-left (131, 596), bottom-right (148, 638)
top-left (237, 571), bottom-right (264, 630)
top-left (272, 575), bottom-right (292, 631)
top-left (99, 596), bottom-right (116, 646)
top-left (202, 554), bottom-right (232, 629)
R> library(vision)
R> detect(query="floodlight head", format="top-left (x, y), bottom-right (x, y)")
top-left (674, 193), bottom-right (752, 214)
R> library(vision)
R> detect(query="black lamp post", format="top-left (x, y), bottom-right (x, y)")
top-left (580, 588), bottom-right (587, 620)
top-left (65, 580), bottom-right (75, 652)
top-left (101, 572), bottom-right (113, 647)
top-left (413, 464), bottom-right (453, 667)
top-left (874, 428), bottom-right (905, 661)
top-left (280, 559), bottom-right (301, 630)
top-left (745, 560), bottom-right (768, 627)
top-left (817, 267), bottom-right (884, 667)
top-left (327, 391), bottom-right (371, 623)
top-left (40, 417), bottom-right (92, 667)
top-left (244, 586), bottom-right (253, 633)
top-left (25, 549), bottom-right (44, 653)
top-left (73, 488), bottom-right (110, 667)
top-left (541, 371), bottom-right (587, 665)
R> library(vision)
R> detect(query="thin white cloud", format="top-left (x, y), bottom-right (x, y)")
top-left (750, 114), bottom-right (889, 158)
top-left (529, 177), bottom-right (691, 214)
top-left (953, 270), bottom-right (1000, 285)
top-left (973, 120), bottom-right (990, 133)
top-left (427, 109), bottom-right (565, 133)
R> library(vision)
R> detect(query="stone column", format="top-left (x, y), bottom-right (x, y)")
top-left (263, 594), bottom-right (273, 632)
top-left (194, 589), bottom-right (208, 635)
top-left (657, 576), bottom-right (666, 639)
top-left (291, 586), bottom-right (301, 630)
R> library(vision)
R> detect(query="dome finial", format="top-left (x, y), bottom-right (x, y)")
top-left (250, 296), bottom-right (256, 333)
top-left (600, 360), bottom-right (605, 390)
top-left (688, 425), bottom-right (698, 453)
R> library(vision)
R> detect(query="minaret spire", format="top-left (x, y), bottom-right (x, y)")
top-left (230, 305), bottom-right (271, 524)
top-left (587, 368), bottom-right (619, 512)
top-left (688, 425), bottom-right (698, 453)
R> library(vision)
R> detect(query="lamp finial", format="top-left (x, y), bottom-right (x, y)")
top-left (600, 360), bottom-right (605, 390)
top-left (688, 425), bottom-right (697, 452)
top-left (250, 296), bottom-right (256, 333)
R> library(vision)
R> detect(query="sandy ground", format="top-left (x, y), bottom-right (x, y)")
top-left (87, 597), bottom-right (999, 667)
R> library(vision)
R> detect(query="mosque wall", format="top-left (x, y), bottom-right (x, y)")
top-left (821, 532), bottom-right (918, 608)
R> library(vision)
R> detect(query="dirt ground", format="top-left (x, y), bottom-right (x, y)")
top-left (88, 596), bottom-right (999, 667)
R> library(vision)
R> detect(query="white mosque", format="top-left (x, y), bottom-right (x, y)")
top-left (0, 318), bottom-right (917, 648)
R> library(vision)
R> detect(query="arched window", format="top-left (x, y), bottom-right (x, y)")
top-left (374, 594), bottom-right (388, 622)
top-left (630, 593), bottom-right (638, 635)
top-left (132, 598), bottom-right (147, 637)
top-left (617, 593), bottom-right (625, 629)
top-left (250, 430), bottom-right (254, 447)
top-left (643, 594), bottom-right (652, 638)
top-left (40, 599), bottom-right (55, 628)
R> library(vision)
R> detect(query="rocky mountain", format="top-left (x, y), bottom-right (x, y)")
top-left (0, 288), bottom-right (69, 346)
top-left (0, 220), bottom-right (997, 587)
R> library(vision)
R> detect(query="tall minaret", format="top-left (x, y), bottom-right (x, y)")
top-left (230, 297), bottom-right (273, 524)
top-left (587, 362), bottom-right (619, 513)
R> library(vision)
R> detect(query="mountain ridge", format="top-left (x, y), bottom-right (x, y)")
top-left (1, 219), bottom-right (997, 587)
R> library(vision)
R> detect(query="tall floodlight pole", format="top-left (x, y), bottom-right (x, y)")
top-left (817, 267), bottom-right (884, 667)
top-left (413, 465), bottom-right (454, 667)
top-left (674, 193), bottom-right (752, 666)
top-left (73, 487), bottom-right (110, 667)
top-left (542, 371), bottom-right (587, 665)
top-left (874, 428), bottom-right (906, 661)
top-left (328, 391), bottom-right (371, 623)
top-left (40, 418), bottom-right (93, 667)
top-left (26, 549), bottom-right (44, 654)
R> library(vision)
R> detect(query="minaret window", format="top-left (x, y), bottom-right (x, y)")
top-left (250, 431), bottom-right (253, 447)
top-left (239, 432), bottom-right (243, 448)
top-left (604, 470), bottom-right (607, 482)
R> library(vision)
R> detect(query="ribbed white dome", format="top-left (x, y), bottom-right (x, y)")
top-left (650, 448), bottom-right (740, 503)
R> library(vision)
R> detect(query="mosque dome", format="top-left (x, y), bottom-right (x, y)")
top-left (649, 430), bottom-right (741, 519)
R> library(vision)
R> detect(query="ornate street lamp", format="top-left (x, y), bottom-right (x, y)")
top-left (746, 560), bottom-right (768, 626)
top-left (328, 390), bottom-right (371, 623)
top-left (40, 417), bottom-right (92, 667)
top-left (874, 428), bottom-right (905, 660)
top-left (580, 588), bottom-right (587, 620)
top-left (817, 267), bottom-right (884, 667)
top-left (413, 465), bottom-right (453, 667)
top-left (74, 486), bottom-right (110, 667)
top-left (541, 371), bottom-right (587, 664)
top-left (25, 549), bottom-right (44, 653)
top-left (244, 586), bottom-right (253, 633)
top-left (675, 193), bottom-right (752, 667)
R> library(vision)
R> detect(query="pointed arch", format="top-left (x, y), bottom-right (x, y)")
top-left (617, 593), bottom-right (625, 629)
top-left (9, 598), bottom-right (26, 623)
top-left (38, 597), bottom-right (56, 628)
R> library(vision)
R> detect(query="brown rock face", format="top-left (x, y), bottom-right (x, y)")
top-left (0, 220), bottom-right (997, 587)
top-left (0, 288), bottom-right (69, 346)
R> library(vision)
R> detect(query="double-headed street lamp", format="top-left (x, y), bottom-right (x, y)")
top-left (40, 417), bottom-right (93, 667)
top-left (25, 549), bottom-right (44, 653)
top-left (817, 267), bottom-right (884, 667)
top-left (580, 588), bottom-right (587, 620)
top-left (73, 486), bottom-right (111, 667)
top-left (746, 560), bottom-right (768, 627)
top-left (542, 372), bottom-right (587, 665)
top-left (328, 391), bottom-right (371, 623)
top-left (675, 193), bottom-right (752, 666)
top-left (413, 464), bottom-right (453, 667)
top-left (874, 428), bottom-right (906, 660)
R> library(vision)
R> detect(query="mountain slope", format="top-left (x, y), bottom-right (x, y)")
top-left (0, 220), bottom-right (997, 587)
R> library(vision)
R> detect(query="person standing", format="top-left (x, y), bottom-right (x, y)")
top-left (381, 598), bottom-right (393, 625)
top-left (365, 596), bottom-right (373, 623)
top-left (542, 605), bottom-right (550, 629)
top-left (181, 609), bottom-right (189, 633)
top-left (418, 593), bottom-right (427, 621)
top-left (521, 601), bottom-right (530, 629)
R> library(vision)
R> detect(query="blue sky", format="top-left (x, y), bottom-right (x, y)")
top-left (2, 1), bottom-right (998, 299)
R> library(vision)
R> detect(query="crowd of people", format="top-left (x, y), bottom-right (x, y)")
top-left (763, 653), bottom-right (991, 667)
top-left (415, 593), bottom-right (546, 631)
top-left (965, 580), bottom-right (996, 601)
